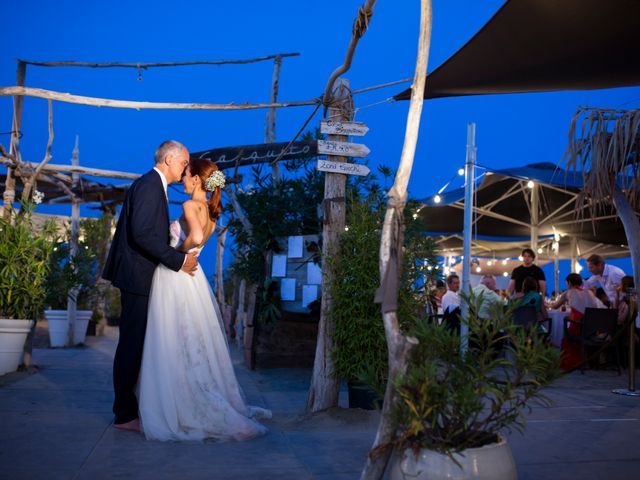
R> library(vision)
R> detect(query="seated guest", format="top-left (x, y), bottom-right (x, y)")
top-left (442, 274), bottom-right (461, 334)
top-left (441, 274), bottom-right (461, 314)
top-left (513, 276), bottom-right (549, 334)
top-left (615, 276), bottom-right (635, 325)
top-left (508, 248), bottom-right (546, 298)
top-left (518, 277), bottom-right (543, 312)
top-left (426, 279), bottom-right (446, 320)
top-left (433, 279), bottom-right (446, 312)
top-left (583, 254), bottom-right (625, 305)
top-left (549, 273), bottom-right (602, 371)
top-left (472, 275), bottom-right (505, 320)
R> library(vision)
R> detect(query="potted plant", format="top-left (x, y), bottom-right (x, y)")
top-left (44, 241), bottom-right (96, 346)
top-left (384, 292), bottom-right (560, 479)
top-left (331, 195), bottom-right (437, 409)
top-left (0, 197), bottom-right (56, 374)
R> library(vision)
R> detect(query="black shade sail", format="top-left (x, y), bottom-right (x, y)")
top-left (394, 0), bottom-right (640, 100)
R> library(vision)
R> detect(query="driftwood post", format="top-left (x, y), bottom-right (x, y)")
top-left (307, 77), bottom-right (353, 412)
top-left (216, 227), bottom-right (227, 306)
top-left (266, 55), bottom-right (282, 182)
top-left (67, 136), bottom-right (80, 346)
top-left (361, 1), bottom-right (432, 478)
top-left (2, 61), bottom-right (26, 219)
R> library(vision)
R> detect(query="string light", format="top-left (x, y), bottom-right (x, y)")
top-left (433, 194), bottom-right (442, 204)
top-left (527, 180), bottom-right (535, 189)
top-left (458, 168), bottom-right (465, 176)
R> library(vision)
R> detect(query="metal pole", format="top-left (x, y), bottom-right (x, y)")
top-left (461, 122), bottom-right (476, 352)
top-left (530, 183), bottom-right (538, 252)
top-left (613, 287), bottom-right (640, 397)
top-left (67, 136), bottom-right (80, 346)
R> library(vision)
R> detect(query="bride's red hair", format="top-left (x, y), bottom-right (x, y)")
top-left (188, 158), bottom-right (223, 221)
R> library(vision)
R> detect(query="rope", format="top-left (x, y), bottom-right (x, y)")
top-left (0, 130), bottom-right (23, 138)
top-left (351, 77), bottom-right (412, 95)
top-left (269, 100), bottom-right (322, 167)
top-left (353, 97), bottom-right (394, 117)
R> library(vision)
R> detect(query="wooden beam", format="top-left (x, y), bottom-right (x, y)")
top-left (1, 157), bottom-right (141, 180)
top-left (0, 86), bottom-right (318, 111)
top-left (19, 54), bottom-right (300, 69)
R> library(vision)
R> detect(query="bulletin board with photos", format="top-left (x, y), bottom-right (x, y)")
top-left (270, 234), bottom-right (322, 313)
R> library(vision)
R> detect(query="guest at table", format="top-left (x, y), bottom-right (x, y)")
top-left (441, 274), bottom-right (461, 314)
top-left (518, 277), bottom-right (544, 313)
top-left (442, 274), bottom-right (461, 334)
top-left (583, 254), bottom-right (625, 304)
top-left (511, 276), bottom-right (549, 335)
top-left (472, 274), bottom-right (506, 320)
top-left (549, 273), bottom-right (602, 371)
top-left (615, 275), bottom-right (635, 325)
top-left (508, 248), bottom-right (546, 298)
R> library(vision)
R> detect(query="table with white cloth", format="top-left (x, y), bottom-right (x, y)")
top-left (547, 309), bottom-right (568, 347)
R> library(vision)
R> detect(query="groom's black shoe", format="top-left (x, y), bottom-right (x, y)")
top-left (113, 418), bottom-right (140, 432)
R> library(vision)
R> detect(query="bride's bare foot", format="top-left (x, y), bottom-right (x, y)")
top-left (113, 418), bottom-right (141, 432)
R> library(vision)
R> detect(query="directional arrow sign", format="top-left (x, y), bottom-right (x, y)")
top-left (316, 160), bottom-right (370, 177)
top-left (317, 139), bottom-right (370, 158)
top-left (320, 120), bottom-right (369, 136)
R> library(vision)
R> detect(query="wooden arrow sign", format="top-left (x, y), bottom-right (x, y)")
top-left (320, 120), bottom-right (369, 136)
top-left (317, 139), bottom-right (370, 158)
top-left (316, 160), bottom-right (370, 176)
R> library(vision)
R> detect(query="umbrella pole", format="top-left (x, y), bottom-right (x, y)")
top-left (461, 122), bottom-right (476, 353)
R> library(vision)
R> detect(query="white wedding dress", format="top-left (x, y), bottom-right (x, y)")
top-left (138, 219), bottom-right (270, 441)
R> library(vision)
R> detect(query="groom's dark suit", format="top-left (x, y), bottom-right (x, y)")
top-left (103, 169), bottom-right (184, 424)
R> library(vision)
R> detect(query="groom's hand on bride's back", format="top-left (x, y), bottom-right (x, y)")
top-left (181, 250), bottom-right (199, 276)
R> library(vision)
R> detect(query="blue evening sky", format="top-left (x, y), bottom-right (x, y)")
top-left (1, 0), bottom-right (638, 285)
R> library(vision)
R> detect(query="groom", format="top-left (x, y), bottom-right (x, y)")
top-left (103, 140), bottom-right (198, 431)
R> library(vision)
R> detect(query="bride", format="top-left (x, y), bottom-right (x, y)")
top-left (138, 158), bottom-right (270, 441)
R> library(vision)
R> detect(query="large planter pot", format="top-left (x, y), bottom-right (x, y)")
top-left (45, 310), bottom-right (92, 347)
top-left (348, 381), bottom-right (380, 410)
top-left (0, 319), bottom-right (34, 375)
top-left (390, 436), bottom-right (517, 480)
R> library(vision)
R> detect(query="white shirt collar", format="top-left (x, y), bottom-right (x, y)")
top-left (153, 167), bottom-right (168, 198)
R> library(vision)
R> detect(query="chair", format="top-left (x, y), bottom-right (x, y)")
top-left (564, 307), bottom-right (620, 374)
top-left (442, 306), bottom-right (461, 335)
top-left (512, 306), bottom-right (538, 329)
top-left (512, 306), bottom-right (552, 343)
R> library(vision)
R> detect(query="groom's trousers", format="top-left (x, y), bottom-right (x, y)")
top-left (113, 291), bottom-right (149, 424)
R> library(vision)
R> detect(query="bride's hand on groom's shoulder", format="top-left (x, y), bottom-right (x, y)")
top-left (181, 250), bottom-right (199, 276)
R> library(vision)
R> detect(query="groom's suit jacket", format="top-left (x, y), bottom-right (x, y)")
top-left (102, 169), bottom-right (184, 296)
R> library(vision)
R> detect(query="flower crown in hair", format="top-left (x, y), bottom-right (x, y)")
top-left (204, 170), bottom-right (226, 191)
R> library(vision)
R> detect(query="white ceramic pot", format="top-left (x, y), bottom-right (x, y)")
top-left (0, 319), bottom-right (34, 375)
top-left (45, 310), bottom-right (92, 347)
top-left (390, 436), bottom-right (517, 480)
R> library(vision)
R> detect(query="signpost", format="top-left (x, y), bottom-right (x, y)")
top-left (317, 139), bottom-right (370, 158)
top-left (316, 159), bottom-right (370, 177)
top-left (320, 120), bottom-right (369, 136)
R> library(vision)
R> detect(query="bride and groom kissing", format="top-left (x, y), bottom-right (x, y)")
top-left (102, 140), bottom-right (270, 441)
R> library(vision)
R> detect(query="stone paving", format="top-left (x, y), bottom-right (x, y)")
top-left (1, 326), bottom-right (640, 479)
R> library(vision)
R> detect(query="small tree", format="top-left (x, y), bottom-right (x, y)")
top-left (562, 107), bottom-right (640, 292)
